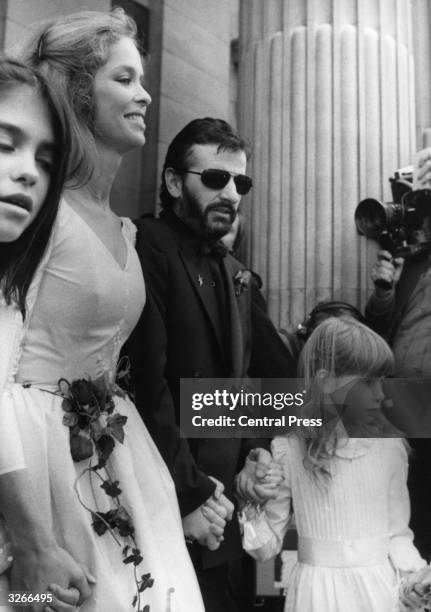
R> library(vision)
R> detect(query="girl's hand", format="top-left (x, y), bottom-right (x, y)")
top-left (44, 585), bottom-right (80, 612)
top-left (11, 543), bottom-right (94, 611)
top-left (254, 461), bottom-right (284, 500)
top-left (236, 448), bottom-right (284, 503)
top-left (400, 567), bottom-right (431, 611)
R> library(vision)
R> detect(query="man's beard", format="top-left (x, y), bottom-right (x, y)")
top-left (178, 190), bottom-right (236, 241)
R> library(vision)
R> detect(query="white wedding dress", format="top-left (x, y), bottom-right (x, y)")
top-left (0, 202), bottom-right (204, 611)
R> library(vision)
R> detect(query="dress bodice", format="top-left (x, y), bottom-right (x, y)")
top-left (16, 202), bottom-right (145, 386)
top-left (278, 436), bottom-right (400, 540)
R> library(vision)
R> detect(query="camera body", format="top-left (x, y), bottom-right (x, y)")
top-left (355, 167), bottom-right (431, 257)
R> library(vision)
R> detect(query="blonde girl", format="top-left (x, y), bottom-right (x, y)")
top-left (243, 317), bottom-right (429, 611)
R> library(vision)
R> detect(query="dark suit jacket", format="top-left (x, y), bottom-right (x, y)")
top-left (126, 211), bottom-right (295, 568)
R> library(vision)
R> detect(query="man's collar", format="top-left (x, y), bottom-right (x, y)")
top-left (200, 241), bottom-right (229, 259)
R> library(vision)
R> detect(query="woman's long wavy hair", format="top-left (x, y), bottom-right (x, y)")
top-left (298, 316), bottom-right (395, 477)
top-left (0, 57), bottom-right (69, 316)
top-left (17, 8), bottom-right (140, 187)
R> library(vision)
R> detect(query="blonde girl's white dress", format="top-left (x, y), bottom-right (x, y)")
top-left (243, 435), bottom-right (426, 612)
top-left (0, 201), bottom-right (204, 612)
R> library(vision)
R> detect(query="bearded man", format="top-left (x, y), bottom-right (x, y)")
top-left (126, 118), bottom-right (294, 611)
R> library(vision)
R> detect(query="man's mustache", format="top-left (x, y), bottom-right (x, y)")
top-left (205, 204), bottom-right (236, 221)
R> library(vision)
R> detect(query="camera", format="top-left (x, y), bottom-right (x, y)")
top-left (355, 166), bottom-right (431, 258)
top-left (296, 301), bottom-right (366, 340)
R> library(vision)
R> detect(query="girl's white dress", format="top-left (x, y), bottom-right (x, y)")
top-left (243, 435), bottom-right (425, 612)
top-left (0, 202), bottom-right (204, 611)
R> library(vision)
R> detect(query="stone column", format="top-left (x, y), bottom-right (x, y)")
top-left (238, 0), bottom-right (416, 331)
top-left (412, 0), bottom-right (431, 147)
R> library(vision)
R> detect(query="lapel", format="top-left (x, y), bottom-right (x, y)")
top-left (179, 244), bottom-right (226, 358)
top-left (161, 212), bottom-right (226, 358)
top-left (222, 256), bottom-right (251, 377)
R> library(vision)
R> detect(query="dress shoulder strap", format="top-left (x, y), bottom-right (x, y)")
top-left (0, 299), bottom-right (23, 390)
top-left (121, 217), bottom-right (137, 246)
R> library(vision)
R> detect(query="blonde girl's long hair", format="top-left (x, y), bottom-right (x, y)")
top-left (298, 316), bottom-right (394, 477)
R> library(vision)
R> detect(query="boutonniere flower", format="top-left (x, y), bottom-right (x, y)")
top-left (233, 269), bottom-right (252, 297)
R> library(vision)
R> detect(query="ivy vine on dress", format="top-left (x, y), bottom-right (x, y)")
top-left (59, 359), bottom-right (154, 611)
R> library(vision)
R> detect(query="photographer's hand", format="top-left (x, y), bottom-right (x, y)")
top-left (413, 147), bottom-right (431, 190)
top-left (371, 250), bottom-right (404, 297)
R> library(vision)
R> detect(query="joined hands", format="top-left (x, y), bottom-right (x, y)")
top-left (11, 542), bottom-right (95, 612)
top-left (182, 449), bottom-right (284, 552)
top-left (235, 448), bottom-right (284, 505)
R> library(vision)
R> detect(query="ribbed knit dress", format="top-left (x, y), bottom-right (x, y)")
top-left (244, 435), bottom-right (425, 612)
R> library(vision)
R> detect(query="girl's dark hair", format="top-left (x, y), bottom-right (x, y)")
top-left (160, 117), bottom-right (251, 209)
top-left (0, 57), bottom-right (69, 315)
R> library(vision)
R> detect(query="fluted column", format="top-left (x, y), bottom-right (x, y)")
top-left (412, 0), bottom-right (431, 147)
top-left (238, 0), bottom-right (416, 331)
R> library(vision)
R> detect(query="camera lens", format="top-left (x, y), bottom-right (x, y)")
top-left (355, 199), bottom-right (388, 238)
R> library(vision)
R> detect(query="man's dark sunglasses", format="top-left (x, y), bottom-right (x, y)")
top-left (181, 169), bottom-right (253, 195)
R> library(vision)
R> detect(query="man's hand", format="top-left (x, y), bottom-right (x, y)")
top-left (202, 477), bottom-right (234, 545)
top-left (11, 543), bottom-right (94, 612)
top-left (204, 493), bottom-right (234, 522)
top-left (217, 493), bottom-right (234, 521)
top-left (236, 448), bottom-right (284, 504)
top-left (208, 475), bottom-right (224, 500)
top-left (182, 503), bottom-right (226, 551)
top-left (370, 250), bottom-right (404, 297)
top-left (207, 476), bottom-right (234, 521)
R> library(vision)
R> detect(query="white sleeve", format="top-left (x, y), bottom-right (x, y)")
top-left (0, 212), bottom-right (58, 475)
top-left (242, 436), bottom-right (292, 562)
top-left (0, 305), bottom-right (26, 474)
top-left (388, 440), bottom-right (426, 572)
top-left (0, 389), bottom-right (26, 475)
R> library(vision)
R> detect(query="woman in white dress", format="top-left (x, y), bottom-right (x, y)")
top-left (242, 317), bottom-right (430, 612)
top-left (0, 9), bottom-right (206, 612)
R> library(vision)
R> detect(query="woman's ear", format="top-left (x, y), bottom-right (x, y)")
top-left (164, 167), bottom-right (183, 199)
